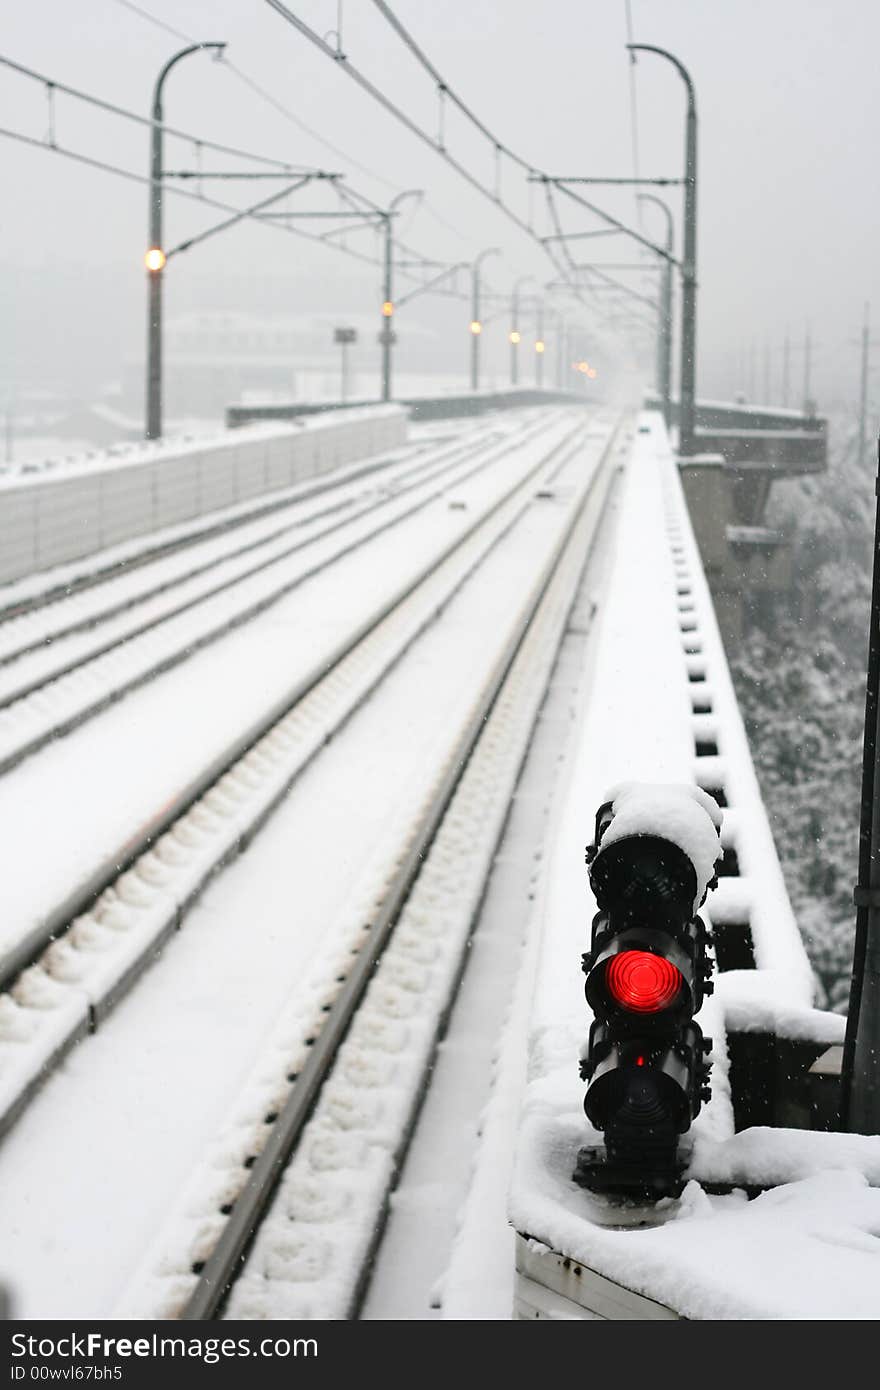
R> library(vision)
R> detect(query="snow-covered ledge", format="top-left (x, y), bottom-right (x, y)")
top-left (506, 410), bottom-right (876, 1320)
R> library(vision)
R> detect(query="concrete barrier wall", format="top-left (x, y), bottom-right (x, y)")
top-left (646, 391), bottom-right (828, 436)
top-left (0, 406), bottom-right (407, 586)
top-left (226, 386), bottom-right (590, 429)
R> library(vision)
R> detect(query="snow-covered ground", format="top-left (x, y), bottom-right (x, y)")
top-left (1, 405), bottom-right (874, 1322)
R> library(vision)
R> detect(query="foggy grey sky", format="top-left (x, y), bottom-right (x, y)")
top-left (2, 0), bottom-right (879, 412)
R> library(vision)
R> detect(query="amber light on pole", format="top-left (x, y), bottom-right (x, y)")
top-left (380, 188), bottom-right (422, 402)
top-left (470, 247), bottom-right (499, 391)
top-left (509, 275), bottom-right (536, 386)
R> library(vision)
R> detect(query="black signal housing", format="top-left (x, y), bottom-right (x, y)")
top-left (575, 789), bottom-right (721, 1200)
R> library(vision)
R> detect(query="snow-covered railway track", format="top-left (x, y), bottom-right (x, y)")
top-left (0, 411), bottom-right (627, 1321)
top-left (168, 413), bottom-right (628, 1321)
top-left (0, 410), bottom-right (601, 1140)
top-left (0, 416), bottom-right (551, 774)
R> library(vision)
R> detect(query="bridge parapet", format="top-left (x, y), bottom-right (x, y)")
top-left (667, 394), bottom-right (828, 648)
top-left (649, 392), bottom-right (828, 520)
top-left (651, 390), bottom-right (828, 436)
top-left (696, 426), bottom-right (826, 473)
top-left (227, 386), bottom-right (589, 429)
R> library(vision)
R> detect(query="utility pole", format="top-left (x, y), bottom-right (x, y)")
top-left (509, 318), bottom-right (520, 385)
top-left (379, 189), bottom-right (422, 403)
top-left (858, 303), bottom-right (871, 467)
top-left (628, 45), bottom-right (698, 455)
top-left (782, 328), bottom-right (790, 407)
top-left (840, 428), bottom-right (880, 1136)
top-left (509, 276), bottom-right (534, 387)
top-left (470, 247), bottom-right (499, 392)
top-left (535, 301), bottom-right (545, 388)
top-left (334, 326), bottom-right (357, 401)
top-left (556, 314), bottom-right (567, 389)
top-left (380, 214), bottom-right (394, 402)
top-left (637, 194), bottom-right (674, 425)
top-left (145, 41), bottom-right (226, 441)
top-left (762, 337), bottom-right (770, 403)
top-left (803, 323), bottom-right (813, 414)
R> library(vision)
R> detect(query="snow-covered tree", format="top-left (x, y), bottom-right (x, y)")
top-left (730, 420), bottom-right (873, 1010)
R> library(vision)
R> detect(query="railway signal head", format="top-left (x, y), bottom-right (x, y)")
top-left (574, 783), bottom-right (722, 1200)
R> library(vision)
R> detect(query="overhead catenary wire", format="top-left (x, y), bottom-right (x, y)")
top-left (0, 52), bottom-right (307, 173)
top-left (542, 180), bottom-right (642, 328)
top-left (368, 0), bottom-right (665, 275)
top-left (108, 0), bottom-right (616, 310)
top-left (111, 0), bottom-right (191, 43)
top-left (369, 0), bottom-right (533, 174)
top-left (108, 0), bottom-right (474, 248)
top-left (0, 124), bottom-right (340, 251)
top-left (0, 120), bottom-right (462, 294)
top-left (10, 5), bottom-right (644, 340)
top-left (368, 0), bottom-right (672, 320)
top-left (0, 38), bottom-right (484, 304)
top-left (109, 0), bottom-right (406, 190)
top-left (262, 0), bottom-right (585, 303)
top-left (552, 177), bottom-right (676, 264)
top-left (264, 0), bottom-right (671, 328)
top-left (624, 0), bottom-right (642, 224)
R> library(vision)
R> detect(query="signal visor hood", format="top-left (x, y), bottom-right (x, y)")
top-left (594, 782), bottom-right (723, 914)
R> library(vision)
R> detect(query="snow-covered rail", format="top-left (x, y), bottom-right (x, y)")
top-left (0, 407), bottom-right (627, 1319)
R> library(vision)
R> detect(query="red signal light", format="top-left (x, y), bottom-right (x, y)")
top-left (606, 951), bottom-right (682, 1013)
